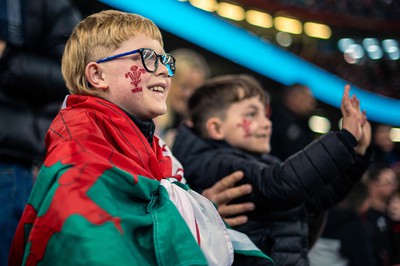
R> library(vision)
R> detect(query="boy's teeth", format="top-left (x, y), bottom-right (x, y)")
top-left (150, 86), bottom-right (164, 92)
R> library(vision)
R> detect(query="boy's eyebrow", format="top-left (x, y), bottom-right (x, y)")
top-left (245, 104), bottom-right (261, 110)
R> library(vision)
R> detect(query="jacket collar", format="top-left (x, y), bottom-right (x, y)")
top-left (124, 111), bottom-right (155, 145)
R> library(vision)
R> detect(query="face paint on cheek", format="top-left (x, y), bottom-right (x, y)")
top-left (237, 119), bottom-right (253, 138)
top-left (125, 65), bottom-right (146, 93)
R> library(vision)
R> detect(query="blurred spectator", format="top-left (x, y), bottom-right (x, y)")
top-left (0, 0), bottom-right (81, 264)
top-left (308, 182), bottom-right (376, 266)
top-left (361, 162), bottom-right (399, 266)
top-left (387, 188), bottom-right (400, 265)
top-left (372, 123), bottom-right (400, 174)
top-left (270, 83), bottom-right (317, 161)
top-left (154, 48), bottom-right (210, 148)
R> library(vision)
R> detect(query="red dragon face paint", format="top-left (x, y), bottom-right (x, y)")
top-left (237, 119), bottom-right (252, 138)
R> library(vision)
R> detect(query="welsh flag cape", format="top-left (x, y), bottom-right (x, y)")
top-left (9, 95), bottom-right (271, 266)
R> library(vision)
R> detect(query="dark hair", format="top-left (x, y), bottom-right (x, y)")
top-left (283, 83), bottom-right (309, 96)
top-left (188, 74), bottom-right (269, 137)
top-left (363, 162), bottom-right (392, 183)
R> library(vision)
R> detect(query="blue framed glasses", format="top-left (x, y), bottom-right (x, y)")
top-left (96, 48), bottom-right (176, 77)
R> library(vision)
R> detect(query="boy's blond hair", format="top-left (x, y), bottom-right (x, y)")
top-left (62, 10), bottom-right (163, 96)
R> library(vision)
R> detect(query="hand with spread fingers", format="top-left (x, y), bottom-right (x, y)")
top-left (202, 171), bottom-right (255, 227)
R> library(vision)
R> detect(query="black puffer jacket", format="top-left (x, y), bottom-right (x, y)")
top-left (173, 125), bottom-right (372, 265)
top-left (0, 0), bottom-right (81, 165)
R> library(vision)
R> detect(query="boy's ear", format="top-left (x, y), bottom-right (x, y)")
top-left (85, 62), bottom-right (109, 90)
top-left (206, 117), bottom-right (225, 140)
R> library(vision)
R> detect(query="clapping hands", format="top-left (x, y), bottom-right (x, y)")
top-left (340, 84), bottom-right (371, 155)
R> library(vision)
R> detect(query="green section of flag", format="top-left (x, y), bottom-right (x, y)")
top-left (31, 163), bottom-right (208, 265)
top-left (29, 161), bottom-right (70, 215)
top-left (40, 215), bottom-right (139, 265)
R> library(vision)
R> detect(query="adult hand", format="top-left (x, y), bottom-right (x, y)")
top-left (202, 171), bottom-right (255, 227)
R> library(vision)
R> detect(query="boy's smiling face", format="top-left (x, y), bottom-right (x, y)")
top-left (218, 96), bottom-right (272, 154)
top-left (95, 35), bottom-right (171, 120)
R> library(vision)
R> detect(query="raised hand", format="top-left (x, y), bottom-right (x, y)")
top-left (341, 84), bottom-right (363, 141)
top-left (202, 170), bottom-right (255, 227)
top-left (355, 111), bottom-right (371, 155)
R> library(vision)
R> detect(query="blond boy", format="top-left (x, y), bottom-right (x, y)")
top-left (9, 11), bottom-right (270, 266)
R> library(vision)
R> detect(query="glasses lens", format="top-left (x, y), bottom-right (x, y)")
top-left (162, 54), bottom-right (176, 76)
top-left (141, 49), bottom-right (157, 72)
top-left (141, 49), bottom-right (176, 76)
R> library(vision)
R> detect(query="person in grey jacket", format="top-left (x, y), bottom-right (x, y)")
top-left (0, 0), bottom-right (81, 264)
top-left (173, 74), bottom-right (372, 265)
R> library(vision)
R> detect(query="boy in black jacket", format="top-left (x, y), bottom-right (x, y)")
top-left (173, 74), bottom-right (372, 265)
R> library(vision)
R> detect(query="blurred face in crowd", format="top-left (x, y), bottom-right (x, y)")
top-left (299, 88), bottom-right (316, 116)
top-left (286, 86), bottom-right (316, 117)
top-left (370, 168), bottom-right (398, 202)
top-left (169, 68), bottom-right (206, 116)
top-left (388, 192), bottom-right (400, 221)
top-left (374, 124), bottom-right (394, 152)
top-left (217, 95), bottom-right (272, 154)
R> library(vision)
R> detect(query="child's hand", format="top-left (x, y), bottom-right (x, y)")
top-left (341, 84), bottom-right (362, 141)
top-left (202, 171), bottom-right (255, 227)
top-left (355, 111), bottom-right (371, 155)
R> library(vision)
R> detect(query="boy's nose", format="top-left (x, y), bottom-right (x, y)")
top-left (262, 116), bottom-right (272, 129)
